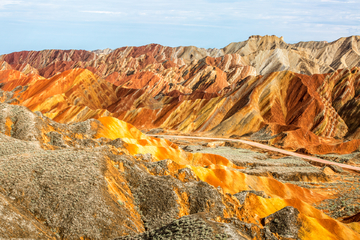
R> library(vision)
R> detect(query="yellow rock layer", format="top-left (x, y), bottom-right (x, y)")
top-left (94, 116), bottom-right (360, 240)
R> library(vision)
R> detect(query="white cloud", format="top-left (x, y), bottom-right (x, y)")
top-left (320, 0), bottom-right (355, 3)
top-left (81, 10), bottom-right (124, 15)
top-left (0, 0), bottom-right (22, 9)
top-left (182, 23), bottom-right (233, 29)
top-left (1, 0), bottom-right (359, 53)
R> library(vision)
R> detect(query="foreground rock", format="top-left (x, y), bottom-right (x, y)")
top-left (262, 206), bottom-right (301, 239)
top-left (0, 102), bottom-right (359, 239)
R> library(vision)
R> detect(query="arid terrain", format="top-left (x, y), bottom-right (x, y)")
top-left (0, 35), bottom-right (360, 239)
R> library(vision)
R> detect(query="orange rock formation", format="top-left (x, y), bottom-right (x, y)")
top-left (1, 62), bottom-right (360, 154)
top-left (94, 116), bottom-right (360, 239)
top-left (1, 36), bottom-right (359, 155)
top-left (2, 35), bottom-right (360, 239)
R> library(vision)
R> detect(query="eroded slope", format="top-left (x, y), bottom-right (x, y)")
top-left (0, 102), bottom-right (359, 239)
top-left (2, 65), bottom-right (360, 154)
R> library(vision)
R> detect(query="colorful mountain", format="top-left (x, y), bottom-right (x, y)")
top-left (0, 102), bottom-right (359, 239)
top-left (1, 36), bottom-right (360, 239)
top-left (1, 35), bottom-right (360, 79)
top-left (1, 65), bottom-right (360, 154)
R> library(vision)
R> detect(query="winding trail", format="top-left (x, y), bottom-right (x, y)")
top-left (148, 134), bottom-right (360, 173)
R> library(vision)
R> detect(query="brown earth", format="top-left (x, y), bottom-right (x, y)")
top-left (0, 101), bottom-right (359, 239)
top-left (0, 36), bottom-right (360, 239)
top-left (2, 35), bottom-right (360, 78)
top-left (0, 36), bottom-right (360, 156)
top-left (1, 65), bottom-right (360, 155)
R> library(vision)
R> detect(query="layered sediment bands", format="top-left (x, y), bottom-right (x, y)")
top-left (0, 70), bottom-right (44, 91)
top-left (2, 36), bottom-right (360, 239)
top-left (97, 52), bottom-right (255, 96)
top-left (0, 102), bottom-right (359, 239)
top-left (2, 66), bottom-right (360, 154)
top-left (1, 35), bottom-right (360, 80)
top-left (3, 69), bottom-right (117, 122)
top-left (1, 37), bottom-right (360, 155)
top-left (1, 49), bottom-right (96, 77)
top-left (117, 67), bottom-right (360, 154)
top-left (223, 35), bottom-right (325, 75)
top-left (227, 35), bottom-right (360, 75)
top-left (0, 44), bottom-right (222, 80)
top-left (291, 35), bottom-right (360, 71)
top-left (94, 116), bottom-right (360, 239)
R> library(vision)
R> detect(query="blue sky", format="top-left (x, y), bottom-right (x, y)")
top-left (0, 0), bottom-right (359, 54)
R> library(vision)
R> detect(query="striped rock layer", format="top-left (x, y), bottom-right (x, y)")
top-left (0, 35), bottom-right (360, 155)
top-left (1, 65), bottom-right (360, 154)
top-left (0, 102), bottom-right (359, 239)
top-left (1, 35), bottom-right (360, 79)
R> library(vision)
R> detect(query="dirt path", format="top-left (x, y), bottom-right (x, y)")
top-left (148, 134), bottom-right (360, 173)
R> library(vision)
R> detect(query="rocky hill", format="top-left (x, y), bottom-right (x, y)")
top-left (1, 35), bottom-right (360, 79)
top-left (1, 65), bottom-right (360, 154)
top-left (1, 36), bottom-right (360, 239)
top-left (0, 102), bottom-right (359, 239)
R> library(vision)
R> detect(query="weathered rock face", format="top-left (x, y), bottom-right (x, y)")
top-left (2, 36), bottom-right (360, 239)
top-left (225, 35), bottom-right (360, 75)
top-left (2, 36), bottom-right (360, 155)
top-left (0, 102), bottom-right (359, 239)
top-left (2, 35), bottom-right (360, 78)
top-left (1, 36), bottom-right (360, 155)
top-left (0, 122), bottom-right (144, 238)
top-left (261, 206), bottom-right (301, 239)
top-left (1, 65), bottom-right (360, 154)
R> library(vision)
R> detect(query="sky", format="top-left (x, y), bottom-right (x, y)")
top-left (0, 0), bottom-right (359, 54)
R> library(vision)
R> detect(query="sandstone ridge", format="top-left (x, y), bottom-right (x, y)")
top-left (2, 65), bottom-right (360, 154)
top-left (1, 35), bottom-right (360, 79)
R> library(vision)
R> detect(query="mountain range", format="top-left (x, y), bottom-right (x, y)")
top-left (0, 35), bottom-right (360, 239)
top-left (1, 35), bottom-right (360, 154)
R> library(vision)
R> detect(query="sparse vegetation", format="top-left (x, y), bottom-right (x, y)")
top-left (0, 102), bottom-right (359, 239)
top-left (116, 215), bottom-right (229, 240)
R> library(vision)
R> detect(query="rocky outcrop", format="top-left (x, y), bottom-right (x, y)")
top-left (0, 102), bottom-right (358, 239)
top-left (261, 206), bottom-right (302, 239)
top-left (1, 36), bottom-right (360, 155)
top-left (2, 65), bottom-right (360, 154)
top-left (2, 35), bottom-right (360, 80)
top-left (2, 35), bottom-right (360, 239)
